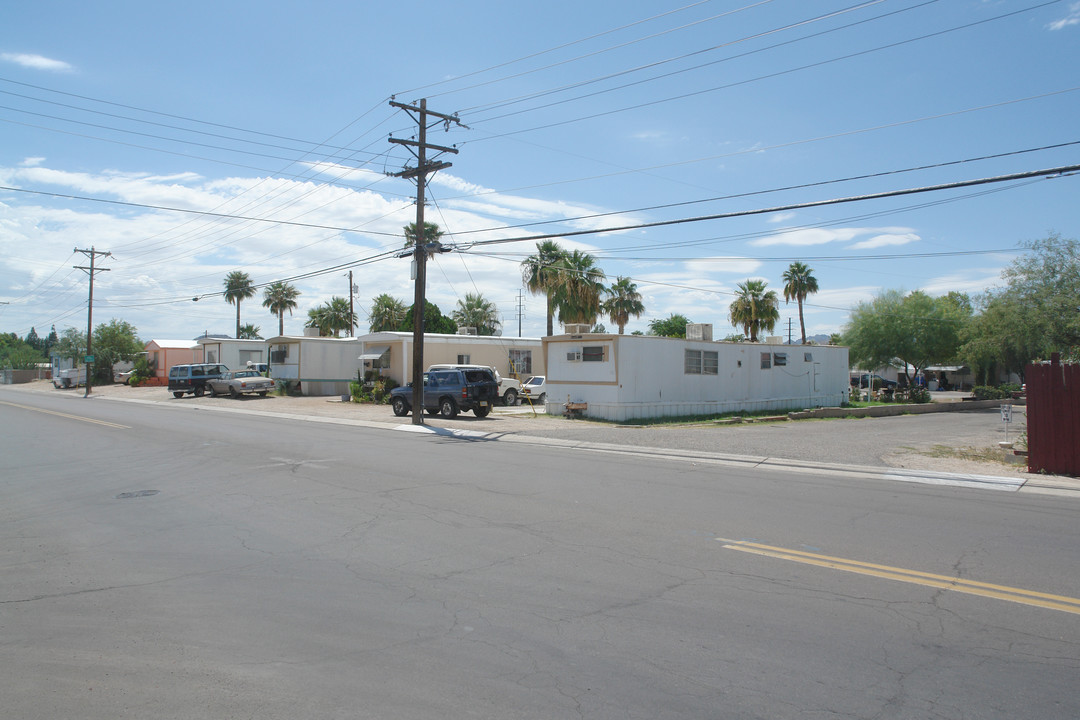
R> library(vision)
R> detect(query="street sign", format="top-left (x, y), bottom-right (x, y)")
top-left (1001, 404), bottom-right (1013, 423)
top-left (84, 355), bottom-right (95, 363)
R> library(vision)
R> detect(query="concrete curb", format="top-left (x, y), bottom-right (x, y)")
top-left (789, 398), bottom-right (1015, 420)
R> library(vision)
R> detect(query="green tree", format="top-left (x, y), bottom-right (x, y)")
top-left (24, 327), bottom-right (42, 353)
top-left (521, 240), bottom-right (567, 336)
top-left (368, 294), bottom-right (407, 333)
top-left (0, 333), bottom-right (43, 369)
top-left (55, 327), bottom-right (86, 363)
top-left (44, 326), bottom-right (59, 357)
top-left (399, 300), bottom-right (457, 335)
top-left (648, 313), bottom-right (692, 338)
top-left (452, 292), bottom-right (501, 336)
top-left (305, 297), bottom-right (356, 337)
top-left (958, 234), bottom-right (1080, 380)
top-left (238, 323), bottom-right (262, 339)
top-left (602, 276), bottom-right (645, 334)
top-left (729, 279), bottom-right (780, 342)
top-left (553, 249), bottom-right (606, 327)
top-left (843, 290), bottom-right (964, 383)
top-left (223, 270), bottom-right (256, 338)
top-left (782, 261), bottom-right (819, 345)
top-left (403, 222), bottom-right (444, 257)
top-left (262, 281), bottom-right (300, 336)
top-left (92, 318), bottom-right (143, 383)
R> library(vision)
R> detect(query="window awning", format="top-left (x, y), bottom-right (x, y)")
top-left (358, 345), bottom-right (390, 361)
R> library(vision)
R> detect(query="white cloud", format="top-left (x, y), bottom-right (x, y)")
top-left (1048, 2), bottom-right (1080, 30)
top-left (848, 232), bottom-right (919, 250)
top-left (20, 157), bottom-right (46, 167)
top-left (750, 226), bottom-right (919, 248)
top-left (767, 212), bottom-right (795, 224)
top-left (1, 53), bottom-right (74, 72)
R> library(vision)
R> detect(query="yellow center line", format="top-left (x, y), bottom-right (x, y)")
top-left (717, 538), bottom-right (1080, 616)
top-left (0, 400), bottom-right (130, 429)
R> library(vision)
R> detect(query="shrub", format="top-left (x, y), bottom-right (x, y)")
top-left (972, 385), bottom-right (1010, 400)
top-left (906, 386), bottom-right (932, 404)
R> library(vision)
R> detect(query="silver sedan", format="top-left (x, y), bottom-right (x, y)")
top-left (207, 370), bottom-right (275, 398)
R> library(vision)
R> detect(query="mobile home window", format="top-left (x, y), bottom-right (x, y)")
top-left (702, 350), bottom-right (718, 375)
top-left (509, 349), bottom-right (532, 375)
top-left (457, 354), bottom-right (470, 364)
top-left (684, 349), bottom-right (719, 375)
top-left (684, 349), bottom-right (702, 374)
top-left (804, 352), bottom-right (813, 362)
top-left (760, 352), bottom-right (772, 369)
top-left (582, 345), bottom-right (605, 362)
top-left (270, 345), bottom-right (289, 364)
top-left (773, 352), bottom-right (787, 367)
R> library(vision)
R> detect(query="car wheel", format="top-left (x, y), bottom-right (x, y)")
top-left (257, 391), bottom-right (268, 397)
top-left (474, 405), bottom-right (491, 418)
top-left (229, 387), bottom-right (240, 398)
top-left (391, 397), bottom-right (409, 417)
top-left (537, 392), bottom-right (546, 405)
top-left (193, 385), bottom-right (204, 397)
top-left (209, 385), bottom-right (218, 397)
top-left (439, 397), bottom-right (459, 418)
top-left (503, 388), bottom-right (518, 406)
top-left (173, 391), bottom-right (185, 399)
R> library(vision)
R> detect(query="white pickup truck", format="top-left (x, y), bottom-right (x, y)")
top-left (427, 364), bottom-right (522, 406)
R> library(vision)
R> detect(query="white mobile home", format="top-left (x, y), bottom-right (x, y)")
top-left (197, 338), bottom-right (268, 371)
top-left (265, 334), bottom-right (362, 396)
top-left (542, 333), bottom-right (849, 422)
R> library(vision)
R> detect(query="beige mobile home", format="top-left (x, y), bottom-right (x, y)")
top-left (357, 332), bottom-right (544, 387)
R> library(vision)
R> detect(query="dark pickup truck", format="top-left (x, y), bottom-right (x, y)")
top-left (390, 367), bottom-right (500, 418)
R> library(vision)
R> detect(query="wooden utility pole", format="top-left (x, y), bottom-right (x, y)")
top-left (388, 99), bottom-right (464, 425)
top-left (74, 247), bottom-right (111, 397)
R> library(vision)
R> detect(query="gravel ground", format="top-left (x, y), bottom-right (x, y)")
top-left (10, 379), bottom-right (1057, 483)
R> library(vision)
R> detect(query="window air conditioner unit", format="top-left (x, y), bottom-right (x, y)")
top-left (567, 351), bottom-right (582, 362)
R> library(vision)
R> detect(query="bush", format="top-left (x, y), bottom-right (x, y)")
top-left (972, 386), bottom-right (1010, 403)
top-left (906, 386), bottom-right (932, 404)
top-left (352, 377), bottom-right (399, 404)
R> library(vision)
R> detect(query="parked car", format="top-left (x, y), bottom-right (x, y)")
top-left (168, 363), bottom-right (229, 398)
top-left (428, 363), bottom-right (521, 405)
top-left (389, 367), bottom-right (500, 418)
top-left (207, 369), bottom-right (275, 398)
top-left (520, 375), bottom-right (546, 404)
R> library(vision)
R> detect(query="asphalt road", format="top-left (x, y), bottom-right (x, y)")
top-left (2, 388), bottom-right (1078, 719)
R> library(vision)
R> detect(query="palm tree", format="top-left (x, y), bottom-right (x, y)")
top-left (782, 261), bottom-right (819, 344)
top-left (368, 294), bottom-right (407, 332)
top-left (237, 323), bottom-right (262, 339)
top-left (729, 279), bottom-right (780, 342)
top-left (602, 276), bottom-right (645, 334)
top-left (521, 240), bottom-right (566, 336)
top-left (305, 297), bottom-right (356, 337)
top-left (262, 281), bottom-right (300, 336)
top-left (403, 222), bottom-right (444, 257)
top-left (554, 250), bottom-right (606, 328)
top-left (223, 271), bottom-right (256, 338)
top-left (452, 292), bottom-right (501, 335)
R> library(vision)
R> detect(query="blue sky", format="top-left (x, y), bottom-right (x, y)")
top-left (1, 0), bottom-right (1078, 343)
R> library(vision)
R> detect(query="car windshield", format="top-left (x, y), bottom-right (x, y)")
top-left (525, 376), bottom-right (543, 386)
top-left (233, 370), bottom-right (258, 378)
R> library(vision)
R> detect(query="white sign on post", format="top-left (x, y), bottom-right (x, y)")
top-left (1001, 404), bottom-right (1013, 423)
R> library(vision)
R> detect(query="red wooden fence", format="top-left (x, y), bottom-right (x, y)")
top-left (1026, 353), bottom-right (1080, 477)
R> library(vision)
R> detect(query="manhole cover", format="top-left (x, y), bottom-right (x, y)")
top-left (116, 490), bottom-right (159, 499)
